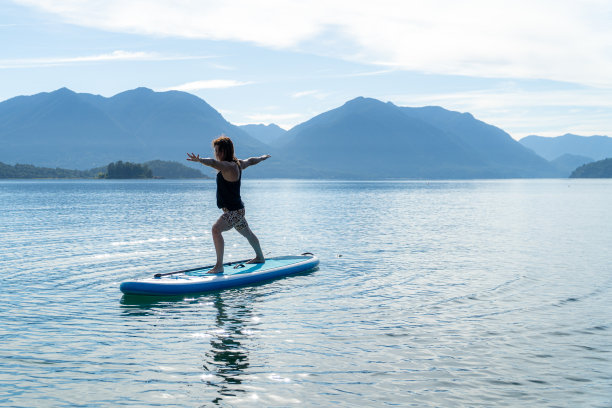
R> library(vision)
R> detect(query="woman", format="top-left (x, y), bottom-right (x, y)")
top-left (187, 135), bottom-right (270, 274)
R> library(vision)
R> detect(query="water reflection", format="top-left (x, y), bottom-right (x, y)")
top-left (120, 294), bottom-right (187, 311)
top-left (120, 291), bottom-right (255, 405)
top-left (204, 293), bottom-right (252, 405)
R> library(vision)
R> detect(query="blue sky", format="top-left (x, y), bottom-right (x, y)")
top-left (2, 0), bottom-right (612, 139)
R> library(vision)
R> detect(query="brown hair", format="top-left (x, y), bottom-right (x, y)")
top-left (212, 135), bottom-right (240, 166)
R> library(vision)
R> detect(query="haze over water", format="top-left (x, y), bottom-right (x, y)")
top-left (1, 179), bottom-right (611, 407)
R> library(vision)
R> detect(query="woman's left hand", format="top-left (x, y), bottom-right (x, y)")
top-left (186, 152), bottom-right (201, 162)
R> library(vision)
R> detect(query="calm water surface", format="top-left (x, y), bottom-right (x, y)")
top-left (1, 179), bottom-right (611, 407)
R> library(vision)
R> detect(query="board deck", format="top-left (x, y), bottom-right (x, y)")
top-left (120, 254), bottom-right (319, 296)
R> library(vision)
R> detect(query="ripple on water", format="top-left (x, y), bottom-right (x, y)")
top-left (1, 179), bottom-right (611, 407)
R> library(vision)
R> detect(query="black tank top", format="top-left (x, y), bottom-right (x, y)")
top-left (216, 163), bottom-right (244, 211)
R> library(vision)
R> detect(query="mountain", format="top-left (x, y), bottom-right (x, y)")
top-left (399, 106), bottom-right (557, 177)
top-left (550, 154), bottom-right (594, 177)
top-left (0, 88), bottom-right (130, 168)
top-left (519, 134), bottom-right (612, 161)
top-left (570, 158), bottom-right (612, 178)
top-left (239, 123), bottom-right (287, 145)
top-left (278, 97), bottom-right (558, 178)
top-left (2, 89), bottom-right (576, 179)
top-left (0, 87), bottom-right (269, 171)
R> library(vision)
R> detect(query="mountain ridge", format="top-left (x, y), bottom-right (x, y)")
top-left (277, 97), bottom-right (557, 178)
top-left (239, 123), bottom-right (287, 145)
top-left (1, 87), bottom-right (598, 178)
top-left (519, 133), bottom-right (612, 161)
top-left (0, 87), bottom-right (269, 170)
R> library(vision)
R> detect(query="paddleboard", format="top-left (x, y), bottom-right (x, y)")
top-left (120, 254), bottom-right (319, 296)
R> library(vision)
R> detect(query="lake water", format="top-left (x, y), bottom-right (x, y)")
top-left (1, 179), bottom-right (611, 407)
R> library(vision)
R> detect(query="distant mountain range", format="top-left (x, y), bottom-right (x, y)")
top-left (519, 134), bottom-right (612, 161)
top-left (275, 97), bottom-right (556, 178)
top-left (1, 87), bottom-right (610, 179)
top-left (549, 154), bottom-right (595, 177)
top-left (239, 123), bottom-right (287, 145)
top-left (0, 87), bottom-right (267, 172)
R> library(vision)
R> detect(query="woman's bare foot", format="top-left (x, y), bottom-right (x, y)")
top-left (246, 257), bottom-right (265, 264)
top-left (207, 266), bottom-right (224, 274)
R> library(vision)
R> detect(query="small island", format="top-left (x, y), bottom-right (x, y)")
top-left (104, 161), bottom-right (152, 179)
top-left (570, 158), bottom-right (612, 178)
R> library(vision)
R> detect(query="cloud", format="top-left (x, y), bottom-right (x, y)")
top-left (292, 90), bottom-right (319, 98)
top-left (13, 0), bottom-right (612, 86)
top-left (0, 50), bottom-right (213, 69)
top-left (246, 112), bottom-right (304, 123)
top-left (291, 90), bottom-right (330, 100)
top-left (388, 86), bottom-right (612, 138)
top-left (391, 87), bottom-right (612, 114)
top-left (160, 79), bottom-right (252, 91)
top-left (208, 63), bottom-right (236, 71)
top-left (342, 69), bottom-right (397, 78)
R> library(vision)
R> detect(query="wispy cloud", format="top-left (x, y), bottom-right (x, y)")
top-left (208, 63), bottom-right (236, 71)
top-left (160, 79), bottom-right (253, 91)
top-left (0, 50), bottom-right (214, 69)
top-left (391, 88), bottom-right (612, 114)
top-left (246, 113), bottom-right (303, 122)
top-left (13, 0), bottom-right (612, 86)
top-left (342, 69), bottom-right (397, 78)
top-left (292, 90), bottom-right (319, 98)
top-left (388, 87), bottom-right (612, 138)
top-left (292, 90), bottom-right (330, 100)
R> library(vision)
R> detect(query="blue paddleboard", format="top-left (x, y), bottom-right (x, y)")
top-left (120, 254), bottom-right (319, 296)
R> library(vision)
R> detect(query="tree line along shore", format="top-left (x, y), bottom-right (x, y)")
top-left (569, 158), bottom-right (612, 178)
top-left (2, 157), bottom-right (611, 179)
top-left (0, 160), bottom-right (210, 179)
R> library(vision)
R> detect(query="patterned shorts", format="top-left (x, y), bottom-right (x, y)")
top-left (221, 208), bottom-right (249, 232)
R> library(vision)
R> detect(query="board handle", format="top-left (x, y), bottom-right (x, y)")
top-left (153, 258), bottom-right (251, 278)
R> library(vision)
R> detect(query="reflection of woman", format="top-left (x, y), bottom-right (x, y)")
top-left (187, 135), bottom-right (270, 274)
top-left (120, 290), bottom-right (255, 403)
top-left (203, 293), bottom-right (252, 401)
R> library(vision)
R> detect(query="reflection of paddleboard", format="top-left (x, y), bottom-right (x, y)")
top-left (120, 254), bottom-right (319, 296)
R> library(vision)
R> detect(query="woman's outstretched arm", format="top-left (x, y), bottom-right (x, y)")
top-left (187, 152), bottom-right (234, 172)
top-left (239, 154), bottom-right (271, 170)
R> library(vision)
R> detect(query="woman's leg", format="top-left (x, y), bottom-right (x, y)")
top-left (237, 225), bottom-right (265, 263)
top-left (210, 216), bottom-right (232, 274)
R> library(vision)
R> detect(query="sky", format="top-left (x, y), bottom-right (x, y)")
top-left (2, 0), bottom-right (612, 139)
